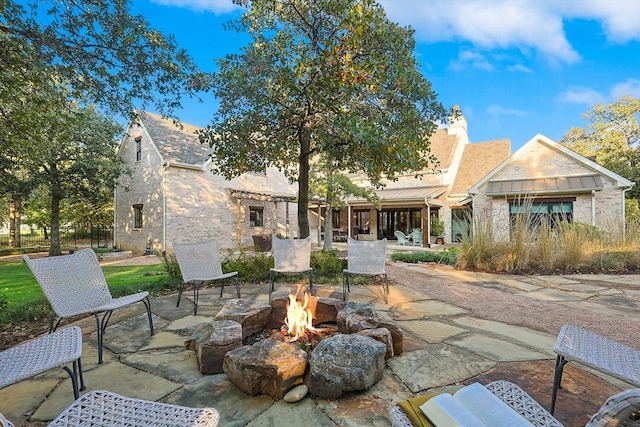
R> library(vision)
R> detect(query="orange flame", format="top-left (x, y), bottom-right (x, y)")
top-left (284, 285), bottom-right (315, 341)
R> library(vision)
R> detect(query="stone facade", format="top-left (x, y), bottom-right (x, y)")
top-left (470, 134), bottom-right (633, 242)
top-left (114, 113), bottom-right (299, 254)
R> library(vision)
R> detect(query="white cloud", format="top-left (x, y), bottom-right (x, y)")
top-left (150, 0), bottom-right (240, 14)
top-left (611, 78), bottom-right (640, 99)
top-left (558, 87), bottom-right (605, 105)
top-left (449, 50), bottom-right (494, 71)
top-left (507, 64), bottom-right (533, 73)
top-left (378, 0), bottom-right (640, 64)
top-left (486, 104), bottom-right (528, 117)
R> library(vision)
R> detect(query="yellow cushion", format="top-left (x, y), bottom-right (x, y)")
top-left (397, 394), bottom-right (438, 427)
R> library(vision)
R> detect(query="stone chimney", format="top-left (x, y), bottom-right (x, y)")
top-left (448, 104), bottom-right (468, 135)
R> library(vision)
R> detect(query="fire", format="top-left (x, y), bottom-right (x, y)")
top-left (284, 285), bottom-right (315, 341)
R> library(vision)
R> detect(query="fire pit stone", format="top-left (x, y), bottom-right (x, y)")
top-left (184, 319), bottom-right (243, 374)
top-left (305, 334), bottom-right (387, 399)
top-left (223, 337), bottom-right (308, 400)
top-left (337, 301), bottom-right (404, 356)
top-left (265, 294), bottom-right (346, 330)
top-left (214, 299), bottom-right (272, 339)
top-left (356, 328), bottom-right (394, 359)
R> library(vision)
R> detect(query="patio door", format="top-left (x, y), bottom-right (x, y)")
top-left (377, 209), bottom-right (421, 240)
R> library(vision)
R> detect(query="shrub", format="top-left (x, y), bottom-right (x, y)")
top-left (222, 250), bottom-right (273, 282)
top-left (311, 250), bottom-right (347, 276)
top-left (159, 250), bottom-right (182, 280)
top-left (390, 248), bottom-right (458, 266)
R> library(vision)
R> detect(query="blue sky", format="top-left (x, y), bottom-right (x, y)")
top-left (132, 0), bottom-right (640, 151)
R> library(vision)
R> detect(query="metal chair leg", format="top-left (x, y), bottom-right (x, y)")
top-left (550, 354), bottom-right (568, 415)
top-left (142, 297), bottom-right (154, 335)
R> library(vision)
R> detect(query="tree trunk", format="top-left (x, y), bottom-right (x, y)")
top-left (297, 122), bottom-right (311, 239)
top-left (49, 192), bottom-right (62, 256)
top-left (9, 195), bottom-right (22, 248)
top-left (322, 160), bottom-right (334, 251)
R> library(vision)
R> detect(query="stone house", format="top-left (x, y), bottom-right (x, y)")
top-left (468, 133), bottom-right (634, 241)
top-left (337, 108), bottom-right (634, 245)
top-left (114, 112), bottom-right (298, 254)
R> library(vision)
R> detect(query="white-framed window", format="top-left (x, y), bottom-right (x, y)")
top-left (133, 204), bottom-right (143, 229)
top-left (135, 136), bottom-right (142, 162)
top-left (250, 207), bottom-right (264, 227)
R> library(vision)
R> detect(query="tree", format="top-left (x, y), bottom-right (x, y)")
top-left (562, 95), bottom-right (640, 202)
top-left (16, 104), bottom-right (124, 256)
top-left (200, 0), bottom-right (445, 238)
top-left (0, 0), bottom-right (211, 126)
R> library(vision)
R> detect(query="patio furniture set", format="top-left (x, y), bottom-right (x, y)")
top-left (394, 230), bottom-right (423, 246)
top-left (2, 246), bottom-right (639, 426)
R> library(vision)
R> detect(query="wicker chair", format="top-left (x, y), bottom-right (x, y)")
top-left (23, 250), bottom-right (154, 364)
top-left (269, 237), bottom-right (313, 301)
top-left (390, 380), bottom-right (640, 427)
top-left (48, 389), bottom-right (220, 427)
top-left (411, 229), bottom-right (423, 247)
top-left (0, 413), bottom-right (13, 427)
top-left (173, 240), bottom-right (240, 315)
top-left (0, 326), bottom-right (85, 399)
top-left (343, 238), bottom-right (389, 303)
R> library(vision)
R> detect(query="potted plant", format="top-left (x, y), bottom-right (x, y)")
top-left (430, 216), bottom-right (445, 244)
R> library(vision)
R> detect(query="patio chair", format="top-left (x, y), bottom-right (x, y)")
top-left (269, 237), bottom-right (313, 301)
top-left (173, 240), bottom-right (240, 315)
top-left (410, 229), bottom-right (423, 247)
top-left (343, 238), bottom-right (389, 303)
top-left (0, 326), bottom-right (85, 399)
top-left (23, 249), bottom-right (154, 364)
top-left (390, 380), bottom-right (640, 427)
top-left (48, 389), bottom-right (220, 427)
top-left (394, 230), bottom-right (410, 246)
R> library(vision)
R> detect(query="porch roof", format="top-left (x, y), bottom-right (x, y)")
top-left (486, 174), bottom-right (604, 196)
top-left (347, 186), bottom-right (447, 206)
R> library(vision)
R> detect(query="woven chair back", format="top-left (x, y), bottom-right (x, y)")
top-left (347, 238), bottom-right (387, 274)
top-left (173, 241), bottom-right (224, 282)
top-left (23, 249), bottom-right (113, 318)
top-left (272, 236), bottom-right (311, 272)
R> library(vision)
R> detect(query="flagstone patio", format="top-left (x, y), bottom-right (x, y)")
top-left (1, 255), bottom-right (638, 427)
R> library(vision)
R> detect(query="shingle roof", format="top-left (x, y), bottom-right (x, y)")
top-left (449, 138), bottom-right (511, 196)
top-left (347, 186), bottom-right (447, 204)
top-left (140, 112), bottom-right (210, 165)
top-left (428, 129), bottom-right (459, 169)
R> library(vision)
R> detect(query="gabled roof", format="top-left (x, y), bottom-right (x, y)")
top-left (347, 185), bottom-right (447, 206)
top-left (140, 112), bottom-right (210, 166)
top-left (449, 138), bottom-right (511, 197)
top-left (429, 128), bottom-right (459, 170)
top-left (468, 134), bottom-right (634, 195)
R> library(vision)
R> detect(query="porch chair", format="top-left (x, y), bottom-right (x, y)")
top-left (0, 326), bottom-right (85, 399)
top-left (390, 380), bottom-right (640, 427)
top-left (343, 238), bottom-right (389, 303)
top-left (269, 236), bottom-right (313, 302)
top-left (173, 240), bottom-right (240, 315)
top-left (394, 230), bottom-right (410, 246)
top-left (411, 229), bottom-right (423, 247)
top-left (23, 249), bottom-right (154, 364)
top-left (48, 389), bottom-right (220, 427)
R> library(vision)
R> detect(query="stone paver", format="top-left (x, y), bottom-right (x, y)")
top-left (394, 300), bottom-right (467, 320)
top-left (447, 334), bottom-right (549, 362)
top-left (398, 320), bottom-right (468, 343)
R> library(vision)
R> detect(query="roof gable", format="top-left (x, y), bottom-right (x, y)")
top-left (449, 138), bottom-right (511, 196)
top-left (469, 134), bottom-right (634, 194)
top-left (429, 128), bottom-right (459, 169)
top-left (140, 112), bottom-right (210, 166)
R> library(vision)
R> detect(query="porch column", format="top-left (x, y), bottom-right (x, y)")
top-left (422, 204), bottom-right (428, 248)
top-left (236, 198), bottom-right (242, 249)
top-left (317, 204), bottom-right (322, 246)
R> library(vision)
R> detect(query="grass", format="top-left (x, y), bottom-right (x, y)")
top-left (0, 260), bottom-right (175, 325)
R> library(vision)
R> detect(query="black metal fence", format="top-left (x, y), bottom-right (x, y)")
top-left (0, 225), bottom-right (113, 251)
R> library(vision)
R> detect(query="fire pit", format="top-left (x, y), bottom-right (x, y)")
top-left (184, 286), bottom-right (404, 400)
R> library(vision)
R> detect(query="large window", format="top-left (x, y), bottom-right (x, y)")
top-left (250, 207), bottom-right (264, 227)
top-left (354, 210), bottom-right (370, 234)
top-left (133, 204), bottom-right (143, 229)
top-left (509, 199), bottom-right (573, 232)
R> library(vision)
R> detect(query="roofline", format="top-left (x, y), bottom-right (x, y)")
top-left (468, 133), bottom-right (634, 194)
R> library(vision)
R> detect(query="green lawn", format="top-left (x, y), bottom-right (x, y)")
top-left (0, 260), bottom-right (174, 324)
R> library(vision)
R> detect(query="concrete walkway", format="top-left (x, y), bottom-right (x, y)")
top-left (1, 258), bottom-right (638, 427)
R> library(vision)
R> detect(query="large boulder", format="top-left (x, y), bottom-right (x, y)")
top-left (223, 338), bottom-right (308, 400)
top-left (215, 299), bottom-right (272, 339)
top-left (305, 334), bottom-right (386, 399)
top-left (337, 302), bottom-right (404, 356)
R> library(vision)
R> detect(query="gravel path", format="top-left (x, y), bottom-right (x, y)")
top-left (386, 263), bottom-right (640, 349)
